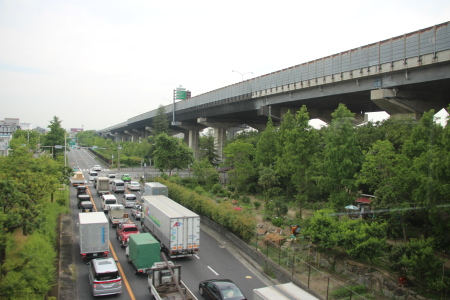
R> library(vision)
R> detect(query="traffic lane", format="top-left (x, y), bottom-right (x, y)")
top-left (175, 228), bottom-right (268, 299)
top-left (71, 186), bottom-right (136, 300)
top-left (89, 189), bottom-right (151, 299)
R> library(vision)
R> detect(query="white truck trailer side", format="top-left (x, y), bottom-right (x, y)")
top-left (78, 212), bottom-right (109, 259)
top-left (141, 195), bottom-right (200, 258)
top-left (253, 282), bottom-right (321, 300)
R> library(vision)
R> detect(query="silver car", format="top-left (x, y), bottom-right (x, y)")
top-left (87, 258), bottom-right (122, 296)
top-left (131, 205), bottom-right (142, 220)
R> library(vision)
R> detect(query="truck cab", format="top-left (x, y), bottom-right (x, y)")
top-left (115, 223), bottom-right (139, 247)
top-left (89, 170), bottom-right (98, 182)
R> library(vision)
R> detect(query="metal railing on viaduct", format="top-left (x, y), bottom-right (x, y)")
top-left (99, 21), bottom-right (450, 136)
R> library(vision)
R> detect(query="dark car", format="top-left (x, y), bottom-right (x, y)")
top-left (77, 195), bottom-right (91, 208)
top-left (77, 185), bottom-right (87, 198)
top-left (199, 279), bottom-right (246, 300)
top-left (80, 201), bottom-right (94, 212)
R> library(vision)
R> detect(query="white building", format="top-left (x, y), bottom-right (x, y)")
top-left (0, 134), bottom-right (12, 156)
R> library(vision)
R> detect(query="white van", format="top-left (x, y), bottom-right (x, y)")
top-left (89, 170), bottom-right (98, 182)
top-left (101, 194), bottom-right (118, 212)
top-left (111, 179), bottom-right (125, 194)
top-left (87, 257), bottom-right (122, 296)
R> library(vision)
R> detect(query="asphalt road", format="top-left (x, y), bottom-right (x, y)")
top-left (68, 147), bottom-right (273, 299)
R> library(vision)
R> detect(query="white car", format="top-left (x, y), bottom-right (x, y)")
top-left (93, 165), bottom-right (102, 171)
top-left (127, 181), bottom-right (140, 191)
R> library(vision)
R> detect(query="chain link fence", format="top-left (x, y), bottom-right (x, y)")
top-left (251, 234), bottom-right (369, 300)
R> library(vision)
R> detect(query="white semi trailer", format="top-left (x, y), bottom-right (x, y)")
top-left (141, 195), bottom-right (200, 258)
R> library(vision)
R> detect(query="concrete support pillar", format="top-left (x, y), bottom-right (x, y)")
top-left (124, 131), bottom-right (134, 142)
top-left (170, 122), bottom-right (206, 160)
top-left (145, 126), bottom-right (154, 139)
top-left (132, 129), bottom-right (144, 143)
top-left (371, 88), bottom-right (447, 121)
top-left (114, 133), bottom-right (126, 142)
top-left (198, 118), bottom-right (241, 160)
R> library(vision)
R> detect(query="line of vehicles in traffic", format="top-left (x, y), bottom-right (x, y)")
top-left (73, 164), bottom-right (308, 299)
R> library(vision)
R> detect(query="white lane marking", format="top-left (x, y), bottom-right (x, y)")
top-left (207, 266), bottom-right (219, 276)
top-left (194, 255), bottom-right (200, 259)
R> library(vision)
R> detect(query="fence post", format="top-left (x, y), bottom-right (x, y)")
top-left (278, 245), bottom-right (281, 265)
top-left (326, 277), bottom-right (330, 300)
top-left (292, 254), bottom-right (295, 277)
top-left (308, 264), bottom-right (311, 288)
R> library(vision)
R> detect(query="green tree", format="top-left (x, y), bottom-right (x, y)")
top-left (153, 133), bottom-right (194, 175)
top-left (198, 129), bottom-right (220, 166)
top-left (192, 158), bottom-right (219, 189)
top-left (357, 140), bottom-right (414, 241)
top-left (389, 238), bottom-right (446, 290)
top-left (303, 209), bottom-right (338, 249)
top-left (153, 105), bottom-right (170, 136)
top-left (223, 139), bottom-right (257, 193)
top-left (255, 117), bottom-right (278, 167)
top-left (258, 164), bottom-right (279, 203)
top-left (335, 218), bottom-right (387, 262)
top-left (316, 104), bottom-right (362, 208)
top-left (402, 110), bottom-right (449, 245)
top-left (41, 116), bottom-right (66, 159)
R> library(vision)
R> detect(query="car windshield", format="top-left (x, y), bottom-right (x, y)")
top-left (115, 182), bottom-right (124, 186)
top-left (90, 172), bottom-right (97, 176)
top-left (126, 196), bottom-right (136, 200)
top-left (124, 227), bottom-right (137, 232)
top-left (105, 200), bottom-right (116, 204)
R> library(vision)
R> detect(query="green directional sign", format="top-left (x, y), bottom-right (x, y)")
top-left (176, 89), bottom-right (186, 100)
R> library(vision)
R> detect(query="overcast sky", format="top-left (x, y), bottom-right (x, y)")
top-left (1, 0), bottom-right (449, 130)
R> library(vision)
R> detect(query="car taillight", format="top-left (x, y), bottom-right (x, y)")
top-left (81, 253), bottom-right (86, 258)
top-left (103, 251), bottom-right (108, 257)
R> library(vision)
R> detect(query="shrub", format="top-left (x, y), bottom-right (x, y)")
top-left (241, 195), bottom-right (251, 204)
top-left (253, 201), bottom-right (261, 210)
top-left (210, 183), bottom-right (222, 195)
top-left (194, 186), bottom-right (205, 195)
top-left (271, 217), bottom-right (284, 227)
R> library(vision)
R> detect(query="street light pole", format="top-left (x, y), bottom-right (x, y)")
top-left (232, 70), bottom-right (253, 82)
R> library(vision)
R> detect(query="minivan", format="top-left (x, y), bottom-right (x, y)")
top-left (111, 179), bottom-right (125, 194)
top-left (87, 258), bottom-right (122, 296)
top-left (101, 194), bottom-right (118, 212)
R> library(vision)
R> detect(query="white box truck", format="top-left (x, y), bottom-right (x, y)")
top-left (142, 182), bottom-right (168, 198)
top-left (141, 195), bottom-right (200, 258)
top-left (253, 282), bottom-right (320, 300)
top-left (95, 177), bottom-right (110, 196)
top-left (78, 212), bottom-right (109, 259)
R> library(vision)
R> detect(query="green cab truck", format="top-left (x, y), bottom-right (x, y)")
top-left (126, 233), bottom-right (161, 275)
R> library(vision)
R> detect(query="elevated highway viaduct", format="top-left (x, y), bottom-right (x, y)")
top-left (98, 21), bottom-right (450, 158)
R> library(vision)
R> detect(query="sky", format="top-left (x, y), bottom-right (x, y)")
top-left (1, 0), bottom-right (449, 131)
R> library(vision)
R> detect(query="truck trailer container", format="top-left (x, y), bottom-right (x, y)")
top-left (78, 212), bottom-right (109, 259)
top-left (141, 195), bottom-right (200, 258)
top-left (126, 233), bottom-right (161, 274)
top-left (253, 282), bottom-right (321, 300)
top-left (142, 182), bottom-right (168, 198)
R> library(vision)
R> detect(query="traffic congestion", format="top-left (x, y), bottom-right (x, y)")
top-left (68, 146), bottom-right (272, 299)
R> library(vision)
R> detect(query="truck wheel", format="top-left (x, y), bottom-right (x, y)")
top-left (134, 268), bottom-right (139, 275)
top-left (126, 255), bottom-right (131, 264)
